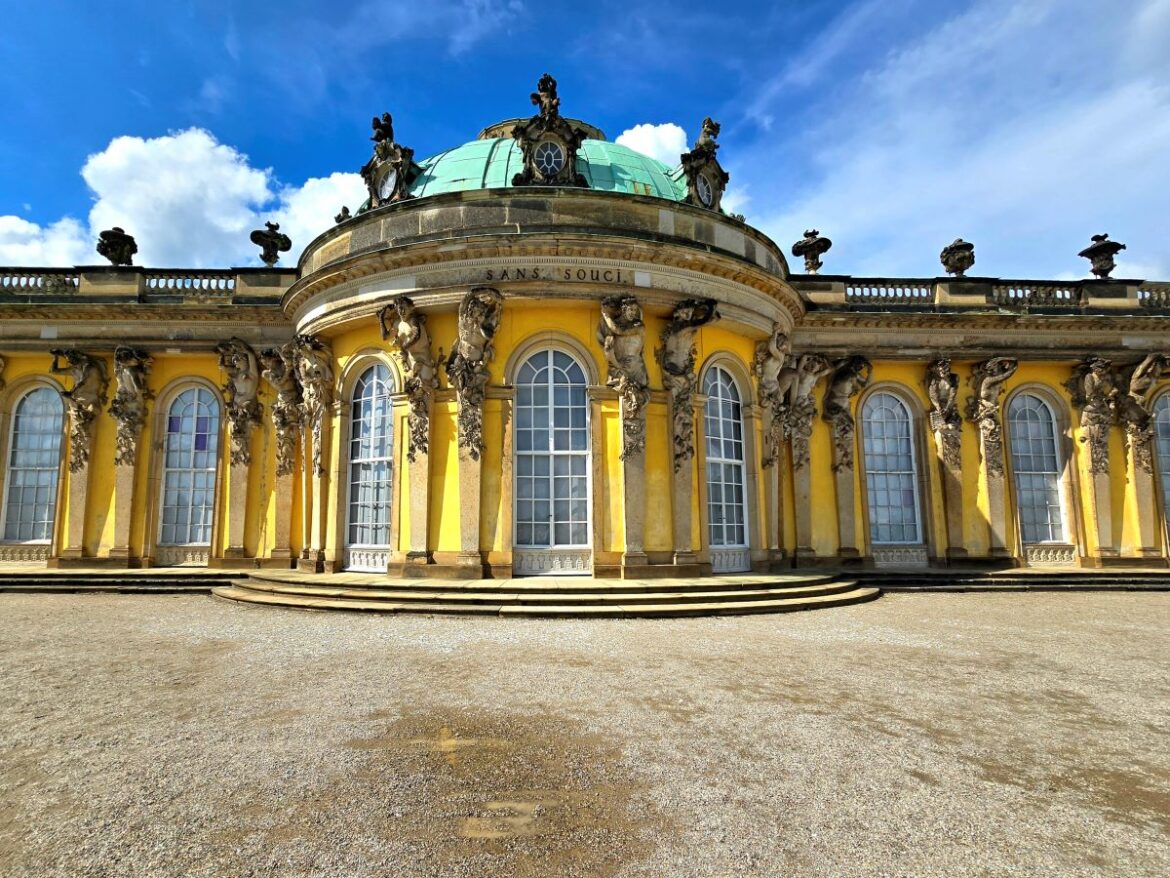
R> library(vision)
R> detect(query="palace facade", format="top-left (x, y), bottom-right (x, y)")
top-left (2, 78), bottom-right (1169, 582)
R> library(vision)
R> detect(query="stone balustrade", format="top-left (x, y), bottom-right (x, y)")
top-left (1138, 281), bottom-right (1170, 309)
top-left (0, 266), bottom-right (297, 303)
top-left (844, 280), bottom-right (933, 305)
top-left (0, 270), bottom-right (81, 294)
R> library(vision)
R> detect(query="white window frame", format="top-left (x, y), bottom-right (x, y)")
top-left (703, 366), bottom-right (750, 566)
top-left (0, 386), bottom-right (65, 544)
top-left (860, 391), bottom-right (924, 546)
top-left (157, 386), bottom-right (220, 549)
top-left (343, 363), bottom-right (395, 571)
top-left (1007, 392), bottom-right (1069, 545)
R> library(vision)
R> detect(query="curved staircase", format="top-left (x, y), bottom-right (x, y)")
top-left (211, 570), bottom-right (880, 618)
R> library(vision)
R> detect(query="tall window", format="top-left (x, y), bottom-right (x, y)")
top-left (346, 364), bottom-right (394, 568)
top-left (514, 350), bottom-right (589, 550)
top-left (861, 392), bottom-right (922, 544)
top-left (704, 366), bottom-right (749, 571)
top-left (159, 387), bottom-right (220, 547)
top-left (1153, 395), bottom-right (1170, 511)
top-left (2, 387), bottom-right (64, 542)
top-left (1008, 393), bottom-right (1066, 543)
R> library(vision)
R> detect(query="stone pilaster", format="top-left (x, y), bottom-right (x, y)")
top-left (967, 358), bottom-right (1017, 560)
top-left (620, 406), bottom-right (648, 573)
top-left (456, 444), bottom-right (484, 572)
top-left (53, 459), bottom-right (89, 566)
top-left (109, 463), bottom-right (135, 564)
top-left (1128, 438), bottom-right (1162, 559)
top-left (760, 406), bottom-right (785, 565)
top-left (221, 421), bottom-right (251, 565)
top-left (823, 357), bottom-right (870, 560)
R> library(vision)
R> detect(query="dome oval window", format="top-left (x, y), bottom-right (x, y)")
top-left (696, 173), bottom-right (714, 207)
top-left (534, 140), bottom-right (566, 177)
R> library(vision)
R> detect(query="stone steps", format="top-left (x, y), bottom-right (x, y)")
top-left (855, 569), bottom-right (1170, 591)
top-left (0, 571), bottom-right (236, 593)
top-left (212, 574), bottom-right (880, 618)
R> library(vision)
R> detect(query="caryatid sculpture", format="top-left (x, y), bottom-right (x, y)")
top-left (216, 338), bottom-right (262, 467)
top-left (49, 349), bottom-right (109, 472)
top-left (109, 346), bottom-right (153, 467)
top-left (940, 239), bottom-right (976, 277)
top-left (295, 335), bottom-right (334, 476)
top-left (657, 299), bottom-right (719, 471)
top-left (792, 230), bottom-right (832, 274)
top-left (1114, 354), bottom-right (1169, 474)
top-left (822, 356), bottom-right (873, 471)
top-left (1065, 357), bottom-right (1120, 475)
top-left (1078, 234), bottom-right (1126, 279)
top-left (966, 357), bottom-right (1018, 477)
top-left (259, 343), bottom-right (304, 478)
top-left (446, 287), bottom-right (504, 460)
top-left (753, 324), bottom-right (791, 468)
top-left (380, 295), bottom-right (437, 461)
top-left (785, 354), bottom-right (834, 470)
top-left (597, 294), bottom-right (650, 458)
top-left (926, 358), bottom-right (962, 468)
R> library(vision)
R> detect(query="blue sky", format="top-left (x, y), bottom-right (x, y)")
top-left (1, 0), bottom-right (1168, 279)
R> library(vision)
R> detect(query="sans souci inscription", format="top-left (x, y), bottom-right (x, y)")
top-left (484, 266), bottom-right (630, 283)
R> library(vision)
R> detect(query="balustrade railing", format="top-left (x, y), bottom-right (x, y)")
top-left (990, 283), bottom-right (1081, 308)
top-left (1138, 282), bottom-right (1170, 309)
top-left (844, 280), bottom-right (934, 305)
top-left (0, 270), bottom-right (81, 294)
top-left (143, 270), bottom-right (236, 294)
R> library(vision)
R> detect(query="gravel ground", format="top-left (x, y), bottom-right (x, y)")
top-left (1, 592), bottom-right (1167, 878)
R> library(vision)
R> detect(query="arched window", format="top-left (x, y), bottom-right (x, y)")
top-left (345, 364), bottom-right (395, 571)
top-left (159, 387), bottom-right (220, 551)
top-left (704, 365), bottom-right (750, 573)
top-left (1153, 395), bottom-right (1170, 510)
top-left (1008, 393), bottom-right (1066, 544)
top-left (513, 349), bottom-right (590, 574)
top-left (861, 392), bottom-right (922, 545)
top-left (2, 387), bottom-right (64, 543)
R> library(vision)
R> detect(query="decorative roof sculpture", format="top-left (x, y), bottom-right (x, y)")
top-left (1079, 233), bottom-right (1126, 279)
top-left (511, 73), bottom-right (589, 188)
top-left (250, 222), bottom-right (292, 267)
top-left (680, 117), bottom-right (729, 211)
top-left (940, 238), bottom-right (976, 276)
top-left (792, 230), bottom-right (832, 274)
top-left (96, 227), bottom-right (137, 266)
top-left (361, 110), bottom-right (417, 209)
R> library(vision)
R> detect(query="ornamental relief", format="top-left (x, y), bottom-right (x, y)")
top-left (1117, 354), bottom-right (1170, 474)
top-left (259, 343), bottom-right (303, 478)
top-left (926, 358), bottom-right (962, 470)
top-left (216, 338), bottom-right (262, 467)
top-left (822, 356), bottom-right (872, 472)
top-left (109, 347), bottom-right (153, 468)
top-left (1064, 357), bottom-right (1118, 476)
top-left (752, 324), bottom-right (791, 469)
top-left (295, 335), bottom-right (334, 477)
top-left (657, 299), bottom-right (719, 472)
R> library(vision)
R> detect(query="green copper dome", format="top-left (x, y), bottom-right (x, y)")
top-left (407, 137), bottom-right (688, 202)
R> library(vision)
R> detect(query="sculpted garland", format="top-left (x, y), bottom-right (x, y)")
top-left (822, 356), bottom-right (872, 472)
top-left (597, 295), bottom-right (650, 459)
top-left (657, 299), bottom-right (719, 472)
top-left (259, 343), bottom-right (304, 478)
top-left (1064, 357), bottom-right (1119, 475)
top-left (1118, 354), bottom-right (1169, 474)
top-left (966, 357), bottom-right (1018, 478)
top-left (295, 335), bottom-right (334, 477)
top-left (926, 358), bottom-right (962, 469)
top-left (109, 346), bottom-right (153, 467)
top-left (752, 324), bottom-right (791, 469)
top-left (445, 287), bottom-right (504, 460)
top-left (49, 349), bottom-right (108, 472)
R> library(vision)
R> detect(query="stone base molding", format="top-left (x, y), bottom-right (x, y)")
top-left (872, 545), bottom-right (930, 568)
top-left (0, 544), bottom-right (50, 564)
top-left (1023, 544), bottom-right (1078, 567)
top-left (156, 546), bottom-right (211, 567)
top-left (513, 549), bottom-right (592, 576)
top-left (710, 547), bottom-right (752, 574)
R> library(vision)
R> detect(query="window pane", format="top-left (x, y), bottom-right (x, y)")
top-left (704, 367), bottom-right (749, 558)
top-left (861, 392), bottom-right (922, 545)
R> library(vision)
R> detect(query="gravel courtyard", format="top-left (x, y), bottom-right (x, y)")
top-left (1, 591), bottom-right (1167, 877)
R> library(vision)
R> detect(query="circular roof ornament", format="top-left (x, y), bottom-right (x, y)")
top-left (534, 140), bottom-right (565, 178)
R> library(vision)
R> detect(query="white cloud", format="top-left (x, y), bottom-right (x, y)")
top-left (616, 122), bottom-right (687, 167)
top-left (0, 129), bottom-right (368, 269)
top-left (742, 0), bottom-right (1170, 280)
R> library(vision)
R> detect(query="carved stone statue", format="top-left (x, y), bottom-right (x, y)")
top-left (1065, 357), bottom-right (1119, 475)
top-left (966, 357), bottom-right (1018, 477)
top-left (96, 227), bottom-right (137, 267)
top-left (380, 295), bottom-right (436, 460)
top-left (512, 74), bottom-right (588, 188)
top-left (250, 222), bottom-right (292, 267)
top-left (753, 324), bottom-right (790, 468)
top-left (446, 287), bottom-right (504, 460)
top-left (49, 349), bottom-right (109, 472)
top-left (657, 299), bottom-right (719, 471)
top-left (260, 343), bottom-right (304, 478)
top-left (792, 230), bottom-right (832, 274)
top-left (926, 358), bottom-right (961, 468)
top-left (295, 335), bottom-right (334, 476)
top-left (1118, 354), bottom-right (1169, 473)
top-left (785, 354), bottom-right (834, 470)
top-left (822, 356), bottom-right (873, 471)
top-left (597, 294), bottom-right (650, 458)
top-left (216, 338), bottom-right (262, 467)
top-left (109, 346), bottom-right (153, 467)
top-left (1078, 233), bottom-right (1126, 279)
top-left (940, 239), bottom-right (976, 277)
top-left (334, 206), bottom-right (351, 224)
top-left (370, 112), bottom-right (394, 144)
top-left (530, 73), bottom-right (560, 119)
top-left (680, 117), bottom-right (729, 211)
